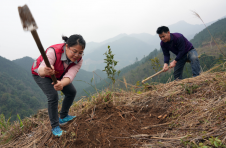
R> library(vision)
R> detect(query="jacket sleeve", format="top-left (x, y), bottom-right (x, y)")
top-left (175, 36), bottom-right (186, 61)
top-left (63, 59), bottom-right (83, 83)
top-left (161, 45), bottom-right (170, 64)
top-left (37, 48), bottom-right (56, 77)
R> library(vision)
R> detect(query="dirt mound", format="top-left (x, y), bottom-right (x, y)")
top-left (44, 102), bottom-right (168, 148)
top-left (0, 89), bottom-right (172, 148)
top-left (3, 71), bottom-right (226, 147)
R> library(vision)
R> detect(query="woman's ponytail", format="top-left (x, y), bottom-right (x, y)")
top-left (62, 36), bottom-right (69, 43)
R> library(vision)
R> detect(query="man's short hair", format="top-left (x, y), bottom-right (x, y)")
top-left (156, 26), bottom-right (170, 34)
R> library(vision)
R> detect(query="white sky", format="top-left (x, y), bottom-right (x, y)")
top-left (0, 0), bottom-right (226, 60)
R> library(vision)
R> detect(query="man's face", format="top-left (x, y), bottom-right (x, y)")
top-left (159, 31), bottom-right (170, 43)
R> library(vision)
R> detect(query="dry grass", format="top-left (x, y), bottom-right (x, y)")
top-left (148, 72), bottom-right (226, 147)
top-left (192, 11), bottom-right (226, 57)
top-left (196, 41), bottom-right (226, 57)
top-left (1, 67), bottom-right (226, 147)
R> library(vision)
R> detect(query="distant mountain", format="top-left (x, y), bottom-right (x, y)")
top-left (99, 33), bottom-right (127, 45)
top-left (168, 20), bottom-right (214, 40)
top-left (190, 17), bottom-right (226, 48)
top-left (82, 36), bottom-right (155, 71)
top-left (85, 42), bottom-right (101, 54)
top-left (82, 20), bottom-right (215, 72)
top-left (73, 69), bottom-right (107, 99)
top-left (12, 56), bottom-right (34, 73)
top-left (77, 17), bottom-right (226, 98)
top-left (119, 16), bottom-right (226, 85)
top-left (129, 33), bottom-right (155, 45)
top-left (85, 34), bottom-right (127, 55)
top-left (129, 20), bottom-right (214, 50)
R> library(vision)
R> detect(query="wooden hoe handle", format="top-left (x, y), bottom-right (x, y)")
top-left (31, 30), bottom-right (57, 84)
top-left (18, 5), bottom-right (57, 84)
top-left (142, 69), bottom-right (165, 84)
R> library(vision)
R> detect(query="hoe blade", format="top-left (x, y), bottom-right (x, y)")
top-left (18, 4), bottom-right (38, 31)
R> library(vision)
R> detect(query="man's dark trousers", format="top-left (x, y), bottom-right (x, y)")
top-left (174, 49), bottom-right (200, 80)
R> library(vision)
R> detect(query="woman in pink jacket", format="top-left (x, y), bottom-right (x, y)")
top-left (32, 34), bottom-right (85, 137)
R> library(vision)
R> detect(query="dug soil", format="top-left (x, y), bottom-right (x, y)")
top-left (44, 101), bottom-right (170, 148)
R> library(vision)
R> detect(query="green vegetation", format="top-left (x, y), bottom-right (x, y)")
top-left (0, 113), bottom-right (36, 145)
top-left (0, 71), bottom-right (44, 121)
top-left (190, 17), bottom-right (226, 48)
top-left (77, 49), bottom-right (224, 99)
top-left (0, 56), bottom-right (46, 121)
top-left (77, 17), bottom-right (226, 97)
top-left (181, 136), bottom-right (226, 148)
top-left (150, 57), bottom-right (161, 73)
top-left (103, 45), bottom-right (120, 84)
top-left (1, 15), bottom-right (226, 125)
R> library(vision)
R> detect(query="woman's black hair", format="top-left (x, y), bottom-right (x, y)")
top-left (62, 34), bottom-right (86, 49)
top-left (156, 26), bottom-right (170, 34)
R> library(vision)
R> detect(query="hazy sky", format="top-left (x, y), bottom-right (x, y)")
top-left (1, 0), bottom-right (226, 60)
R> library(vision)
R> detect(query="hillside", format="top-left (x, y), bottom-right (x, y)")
top-left (12, 56), bottom-right (107, 101)
top-left (76, 49), bottom-right (163, 98)
top-left (122, 18), bottom-right (226, 86)
top-left (77, 49), bottom-right (220, 99)
top-left (1, 16), bottom-right (225, 145)
top-left (82, 36), bottom-right (155, 71)
top-left (85, 34), bottom-right (127, 55)
top-left (1, 68), bottom-right (226, 147)
top-left (12, 56), bottom-right (34, 73)
top-left (1, 16), bottom-right (226, 146)
top-left (81, 19), bottom-right (216, 72)
top-left (73, 69), bottom-right (107, 97)
top-left (190, 17), bottom-right (226, 48)
top-left (129, 20), bottom-right (214, 49)
top-left (0, 56), bottom-right (47, 121)
top-left (78, 17), bottom-right (226, 99)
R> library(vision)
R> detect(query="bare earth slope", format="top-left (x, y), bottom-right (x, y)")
top-left (1, 67), bottom-right (226, 147)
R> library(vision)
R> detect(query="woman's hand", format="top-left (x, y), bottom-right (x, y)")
top-left (44, 65), bottom-right (55, 76)
top-left (52, 80), bottom-right (63, 91)
top-left (51, 78), bottom-right (70, 91)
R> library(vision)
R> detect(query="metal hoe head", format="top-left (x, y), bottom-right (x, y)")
top-left (18, 4), bottom-right (38, 31)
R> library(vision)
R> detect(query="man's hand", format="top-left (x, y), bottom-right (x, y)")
top-left (52, 80), bottom-right (63, 91)
top-left (169, 60), bottom-right (177, 68)
top-left (163, 63), bottom-right (169, 72)
top-left (44, 65), bottom-right (55, 76)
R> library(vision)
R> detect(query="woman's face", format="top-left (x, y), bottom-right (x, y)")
top-left (66, 44), bottom-right (84, 62)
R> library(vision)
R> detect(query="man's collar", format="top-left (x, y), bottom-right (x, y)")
top-left (61, 45), bottom-right (78, 64)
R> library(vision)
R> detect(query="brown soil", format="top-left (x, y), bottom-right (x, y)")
top-left (43, 101), bottom-right (169, 148)
top-left (5, 72), bottom-right (226, 147)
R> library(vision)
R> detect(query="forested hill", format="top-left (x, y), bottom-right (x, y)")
top-left (12, 57), bottom-right (107, 84)
top-left (0, 56), bottom-right (47, 121)
top-left (12, 56), bottom-right (107, 101)
top-left (3, 17), bottom-right (226, 121)
top-left (117, 17), bottom-right (226, 86)
top-left (77, 17), bottom-right (226, 98)
top-left (12, 56), bottom-right (34, 73)
top-left (76, 49), bottom-right (163, 99)
top-left (190, 17), bottom-right (226, 48)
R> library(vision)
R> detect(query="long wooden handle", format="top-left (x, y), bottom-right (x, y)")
top-left (31, 30), bottom-right (57, 84)
top-left (142, 69), bottom-right (165, 84)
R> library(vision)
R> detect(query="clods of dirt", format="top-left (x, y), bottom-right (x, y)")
top-left (45, 102), bottom-right (169, 148)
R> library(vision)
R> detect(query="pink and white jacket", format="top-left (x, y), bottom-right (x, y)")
top-left (31, 43), bottom-right (83, 82)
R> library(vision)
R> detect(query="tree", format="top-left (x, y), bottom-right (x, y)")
top-left (103, 45), bottom-right (120, 84)
top-left (135, 57), bottom-right (138, 63)
top-left (150, 57), bottom-right (162, 82)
